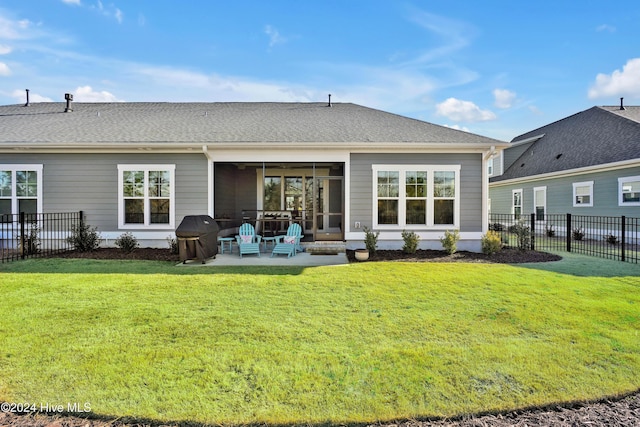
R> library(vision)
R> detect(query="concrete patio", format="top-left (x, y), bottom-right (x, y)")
top-left (179, 250), bottom-right (349, 267)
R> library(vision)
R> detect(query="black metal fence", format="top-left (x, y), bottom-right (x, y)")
top-left (489, 213), bottom-right (640, 264)
top-left (1, 211), bottom-right (83, 263)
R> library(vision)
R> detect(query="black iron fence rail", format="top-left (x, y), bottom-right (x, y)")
top-left (1, 211), bottom-right (83, 263)
top-left (489, 213), bottom-right (640, 264)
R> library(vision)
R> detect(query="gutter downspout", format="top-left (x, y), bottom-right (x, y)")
top-left (202, 145), bottom-right (214, 217)
top-left (482, 146), bottom-right (497, 233)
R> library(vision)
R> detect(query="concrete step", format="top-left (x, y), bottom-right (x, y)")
top-left (301, 241), bottom-right (346, 255)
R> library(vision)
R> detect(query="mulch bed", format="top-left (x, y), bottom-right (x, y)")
top-left (52, 247), bottom-right (562, 264)
top-left (1, 391), bottom-right (639, 426)
top-left (5, 247), bottom-right (637, 426)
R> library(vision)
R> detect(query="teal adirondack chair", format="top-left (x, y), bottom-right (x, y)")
top-left (235, 223), bottom-right (261, 258)
top-left (271, 223), bottom-right (303, 258)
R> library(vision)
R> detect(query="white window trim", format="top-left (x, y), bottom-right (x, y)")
top-left (618, 176), bottom-right (640, 207)
top-left (117, 164), bottom-right (175, 229)
top-left (573, 181), bottom-right (594, 207)
top-left (0, 164), bottom-right (43, 215)
top-left (533, 186), bottom-right (546, 221)
top-left (512, 189), bottom-right (523, 218)
top-left (371, 164), bottom-right (461, 230)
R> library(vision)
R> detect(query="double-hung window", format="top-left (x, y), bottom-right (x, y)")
top-left (512, 189), bottom-right (523, 219)
top-left (573, 181), bottom-right (593, 207)
top-left (0, 165), bottom-right (43, 217)
top-left (373, 165), bottom-right (460, 228)
top-left (118, 165), bottom-right (175, 228)
top-left (619, 176), bottom-right (640, 206)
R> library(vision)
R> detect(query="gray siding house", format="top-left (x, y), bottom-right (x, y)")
top-left (489, 102), bottom-right (640, 220)
top-left (0, 101), bottom-right (506, 251)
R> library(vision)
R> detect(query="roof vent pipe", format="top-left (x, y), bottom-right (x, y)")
top-left (328, 94), bottom-right (332, 107)
top-left (620, 97), bottom-right (625, 111)
top-left (24, 89), bottom-right (30, 107)
top-left (64, 93), bottom-right (73, 113)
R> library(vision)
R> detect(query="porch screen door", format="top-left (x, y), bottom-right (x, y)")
top-left (313, 176), bottom-right (344, 241)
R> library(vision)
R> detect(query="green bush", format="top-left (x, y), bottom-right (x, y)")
top-left (572, 227), bottom-right (585, 241)
top-left (167, 235), bottom-right (178, 254)
top-left (481, 230), bottom-right (502, 255)
top-left (66, 222), bottom-right (102, 252)
top-left (401, 230), bottom-right (420, 254)
top-left (362, 226), bottom-right (379, 254)
top-left (115, 232), bottom-right (139, 253)
top-left (21, 226), bottom-right (41, 255)
top-left (511, 220), bottom-right (531, 251)
top-left (605, 234), bottom-right (619, 245)
top-left (439, 229), bottom-right (460, 255)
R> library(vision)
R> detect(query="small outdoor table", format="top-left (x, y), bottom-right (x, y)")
top-left (218, 236), bottom-right (235, 254)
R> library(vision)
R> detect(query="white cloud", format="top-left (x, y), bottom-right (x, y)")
top-left (62, 0), bottom-right (82, 5)
top-left (588, 58), bottom-right (640, 99)
top-left (435, 97), bottom-right (496, 122)
top-left (11, 89), bottom-right (54, 103)
top-left (596, 24), bottom-right (616, 32)
top-left (528, 105), bottom-right (543, 115)
top-left (493, 88), bottom-right (516, 109)
top-left (444, 124), bottom-right (470, 132)
top-left (0, 16), bottom-right (33, 39)
top-left (73, 85), bottom-right (123, 102)
top-left (265, 25), bottom-right (286, 48)
top-left (0, 45), bottom-right (12, 55)
top-left (0, 62), bottom-right (11, 76)
top-left (90, 1), bottom-right (123, 23)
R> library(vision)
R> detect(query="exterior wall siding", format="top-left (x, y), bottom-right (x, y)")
top-left (2, 152), bottom-right (208, 237)
top-left (489, 165), bottom-right (640, 217)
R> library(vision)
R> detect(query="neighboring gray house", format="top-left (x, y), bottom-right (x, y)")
top-left (0, 100), bottom-right (506, 251)
top-left (489, 102), bottom-right (640, 220)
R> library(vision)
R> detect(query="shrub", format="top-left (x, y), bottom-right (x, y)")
top-left (481, 230), bottom-right (502, 255)
top-left (572, 227), bottom-right (585, 241)
top-left (545, 225), bottom-right (555, 237)
top-left (511, 220), bottom-right (531, 251)
top-left (167, 235), bottom-right (178, 254)
top-left (440, 229), bottom-right (460, 255)
top-left (488, 222), bottom-right (504, 231)
top-left (362, 226), bottom-right (379, 254)
top-left (66, 222), bottom-right (102, 252)
top-left (115, 232), bottom-right (139, 253)
top-left (605, 233), bottom-right (619, 245)
top-left (401, 230), bottom-right (420, 254)
top-left (20, 226), bottom-right (41, 255)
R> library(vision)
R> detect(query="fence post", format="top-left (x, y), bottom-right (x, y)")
top-left (79, 210), bottom-right (84, 229)
top-left (530, 213), bottom-right (536, 251)
top-left (621, 215), bottom-right (626, 262)
top-left (19, 211), bottom-right (25, 259)
top-left (566, 213), bottom-right (572, 253)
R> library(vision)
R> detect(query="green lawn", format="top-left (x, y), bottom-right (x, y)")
top-left (0, 256), bottom-right (639, 425)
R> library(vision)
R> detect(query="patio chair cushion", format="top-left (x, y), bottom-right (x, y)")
top-left (283, 236), bottom-right (296, 244)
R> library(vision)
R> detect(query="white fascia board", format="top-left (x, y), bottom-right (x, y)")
top-left (209, 149), bottom-right (350, 163)
top-left (510, 134), bottom-right (545, 146)
top-left (489, 159), bottom-right (640, 187)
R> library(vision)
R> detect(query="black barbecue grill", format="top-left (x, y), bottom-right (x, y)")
top-left (175, 215), bottom-right (219, 264)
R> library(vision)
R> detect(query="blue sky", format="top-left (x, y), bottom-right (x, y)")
top-left (1, 1), bottom-right (639, 141)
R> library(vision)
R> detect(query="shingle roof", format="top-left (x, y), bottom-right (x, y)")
top-left (0, 102), bottom-right (503, 146)
top-left (491, 106), bottom-right (640, 183)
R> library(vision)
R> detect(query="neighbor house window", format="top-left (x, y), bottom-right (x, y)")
top-left (118, 165), bottom-right (175, 228)
top-left (619, 176), bottom-right (640, 206)
top-left (573, 181), bottom-right (593, 207)
top-left (0, 165), bottom-right (43, 217)
top-left (372, 165), bottom-right (460, 228)
top-left (534, 186), bottom-right (546, 221)
top-left (512, 189), bottom-right (523, 219)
